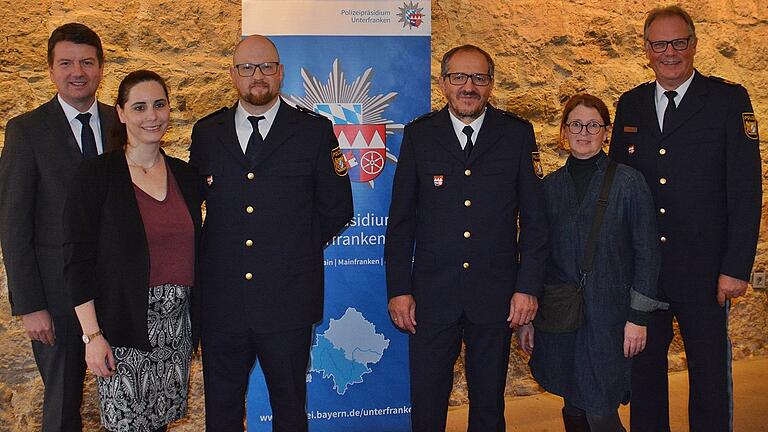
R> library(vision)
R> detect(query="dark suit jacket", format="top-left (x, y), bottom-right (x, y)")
top-left (0, 96), bottom-right (118, 317)
top-left (609, 71), bottom-right (762, 303)
top-left (189, 99), bottom-right (353, 334)
top-left (62, 150), bottom-right (203, 351)
top-left (385, 105), bottom-right (549, 324)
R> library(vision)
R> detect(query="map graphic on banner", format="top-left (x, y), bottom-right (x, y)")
top-left (310, 308), bottom-right (390, 395)
top-left (242, 1), bottom-right (431, 431)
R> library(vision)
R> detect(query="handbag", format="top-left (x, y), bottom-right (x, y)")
top-left (533, 160), bottom-right (618, 333)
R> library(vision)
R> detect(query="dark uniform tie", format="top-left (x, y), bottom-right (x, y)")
top-left (75, 112), bottom-right (98, 159)
top-left (462, 125), bottom-right (474, 160)
top-left (246, 115), bottom-right (265, 163)
top-left (662, 90), bottom-right (677, 133)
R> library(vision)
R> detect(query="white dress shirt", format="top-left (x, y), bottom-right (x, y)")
top-left (235, 98), bottom-right (281, 153)
top-left (654, 72), bottom-right (695, 131)
top-left (448, 108), bottom-right (487, 149)
top-left (57, 95), bottom-right (104, 154)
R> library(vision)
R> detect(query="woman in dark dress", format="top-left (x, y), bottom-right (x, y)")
top-left (517, 94), bottom-right (666, 431)
top-left (63, 70), bottom-right (202, 432)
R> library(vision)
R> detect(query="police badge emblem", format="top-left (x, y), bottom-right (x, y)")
top-left (331, 146), bottom-right (349, 176)
top-left (531, 151), bottom-right (544, 179)
top-left (627, 144), bottom-right (636, 155)
top-left (433, 175), bottom-right (444, 187)
top-left (743, 113), bottom-right (758, 140)
top-left (206, 175), bottom-right (214, 187)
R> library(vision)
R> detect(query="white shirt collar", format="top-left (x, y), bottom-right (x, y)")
top-left (235, 98), bottom-right (281, 153)
top-left (57, 95), bottom-right (103, 153)
top-left (448, 108), bottom-right (487, 150)
top-left (654, 71), bottom-right (695, 107)
top-left (58, 95), bottom-right (99, 122)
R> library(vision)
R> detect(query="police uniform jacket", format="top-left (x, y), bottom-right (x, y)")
top-left (385, 105), bottom-right (548, 324)
top-left (189, 99), bottom-right (353, 334)
top-left (609, 71), bottom-right (762, 303)
top-left (0, 96), bottom-right (118, 317)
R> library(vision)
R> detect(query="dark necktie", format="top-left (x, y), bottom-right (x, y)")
top-left (662, 90), bottom-right (677, 133)
top-left (462, 125), bottom-right (474, 160)
top-left (76, 112), bottom-right (98, 159)
top-left (246, 115), bottom-right (265, 162)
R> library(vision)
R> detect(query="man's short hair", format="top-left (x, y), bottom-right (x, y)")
top-left (47, 23), bottom-right (104, 67)
top-left (440, 45), bottom-right (495, 77)
top-left (644, 5), bottom-right (697, 41)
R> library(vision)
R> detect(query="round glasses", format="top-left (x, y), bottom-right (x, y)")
top-left (647, 37), bottom-right (691, 53)
top-left (565, 120), bottom-right (606, 135)
top-left (234, 62), bottom-right (280, 77)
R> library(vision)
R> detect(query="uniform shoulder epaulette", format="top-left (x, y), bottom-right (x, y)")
top-left (197, 106), bottom-right (228, 123)
top-left (294, 104), bottom-right (326, 120)
top-left (708, 75), bottom-right (741, 87)
top-left (497, 109), bottom-right (532, 125)
top-left (406, 110), bottom-right (439, 126)
top-left (630, 80), bottom-right (655, 92)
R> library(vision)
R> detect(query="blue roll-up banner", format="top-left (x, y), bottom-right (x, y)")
top-left (242, 1), bottom-right (431, 430)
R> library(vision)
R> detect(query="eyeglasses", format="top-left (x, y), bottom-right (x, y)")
top-left (646, 37), bottom-right (692, 53)
top-left (566, 120), bottom-right (606, 135)
top-left (442, 72), bottom-right (493, 86)
top-left (234, 62), bottom-right (280, 77)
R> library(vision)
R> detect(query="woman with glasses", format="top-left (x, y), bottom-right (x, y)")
top-left (517, 94), bottom-right (666, 431)
top-left (63, 70), bottom-right (202, 432)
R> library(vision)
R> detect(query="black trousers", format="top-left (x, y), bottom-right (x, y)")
top-left (409, 316), bottom-right (512, 432)
top-left (630, 299), bottom-right (731, 432)
top-left (31, 313), bottom-right (86, 432)
top-left (202, 326), bottom-right (312, 432)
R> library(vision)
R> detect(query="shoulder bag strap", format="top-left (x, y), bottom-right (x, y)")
top-left (579, 159), bottom-right (618, 284)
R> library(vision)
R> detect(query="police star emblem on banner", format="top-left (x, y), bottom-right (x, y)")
top-left (397, 1), bottom-right (425, 28)
top-left (285, 59), bottom-right (402, 188)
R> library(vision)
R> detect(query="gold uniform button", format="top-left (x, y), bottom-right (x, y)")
top-left (463, 262), bottom-right (470, 269)
top-left (246, 205), bottom-right (254, 214)
top-left (464, 200), bottom-right (472, 207)
top-left (659, 148), bottom-right (667, 155)
top-left (660, 236), bottom-right (667, 243)
top-left (245, 239), bottom-right (254, 247)
top-left (659, 178), bottom-right (667, 185)
top-left (659, 208), bottom-right (666, 214)
top-left (464, 169), bottom-right (472, 176)
top-left (463, 231), bottom-right (471, 239)
top-left (245, 272), bottom-right (253, 280)
top-left (247, 172), bottom-right (255, 180)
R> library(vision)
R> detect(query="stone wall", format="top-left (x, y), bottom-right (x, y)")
top-left (0, 0), bottom-right (766, 429)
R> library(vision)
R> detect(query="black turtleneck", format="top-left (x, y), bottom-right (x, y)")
top-left (567, 151), bottom-right (606, 205)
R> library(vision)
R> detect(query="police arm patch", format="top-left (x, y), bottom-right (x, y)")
top-left (332, 146), bottom-right (349, 176)
top-left (742, 113), bottom-right (758, 140)
top-left (532, 151), bottom-right (544, 179)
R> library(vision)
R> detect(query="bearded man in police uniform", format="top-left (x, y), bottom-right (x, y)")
top-left (385, 44), bottom-right (548, 432)
top-left (189, 35), bottom-right (353, 431)
top-left (608, 6), bottom-right (762, 431)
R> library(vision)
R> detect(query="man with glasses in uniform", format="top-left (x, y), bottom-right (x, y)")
top-left (189, 35), bottom-right (352, 432)
top-left (609, 6), bottom-right (761, 431)
top-left (386, 44), bottom-right (548, 431)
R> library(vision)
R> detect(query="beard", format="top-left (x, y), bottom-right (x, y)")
top-left (450, 91), bottom-right (487, 120)
top-left (241, 82), bottom-right (279, 107)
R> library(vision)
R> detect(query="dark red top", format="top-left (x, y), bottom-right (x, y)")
top-left (134, 165), bottom-right (194, 287)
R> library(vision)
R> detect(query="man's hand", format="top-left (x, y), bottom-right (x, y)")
top-left (21, 309), bottom-right (55, 346)
top-left (388, 294), bottom-right (417, 334)
top-left (623, 321), bottom-right (647, 358)
top-left (85, 336), bottom-right (115, 377)
top-left (517, 323), bottom-right (534, 355)
top-left (508, 292), bottom-right (538, 328)
top-left (717, 274), bottom-right (748, 306)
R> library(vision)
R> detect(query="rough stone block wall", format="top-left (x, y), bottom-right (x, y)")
top-left (0, 0), bottom-right (766, 429)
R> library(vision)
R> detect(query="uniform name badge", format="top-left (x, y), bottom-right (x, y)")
top-left (433, 175), bottom-right (444, 187)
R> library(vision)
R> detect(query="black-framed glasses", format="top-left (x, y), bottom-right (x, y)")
top-left (234, 62), bottom-right (280, 77)
top-left (646, 37), bottom-right (692, 53)
top-left (442, 72), bottom-right (493, 86)
top-left (566, 120), bottom-right (606, 135)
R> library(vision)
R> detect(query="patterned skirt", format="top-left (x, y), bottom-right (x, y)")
top-left (97, 284), bottom-right (192, 432)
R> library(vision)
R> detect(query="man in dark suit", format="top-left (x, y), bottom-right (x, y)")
top-left (609, 6), bottom-right (762, 431)
top-left (385, 45), bottom-right (548, 432)
top-left (0, 23), bottom-right (118, 432)
top-left (189, 35), bottom-right (353, 432)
